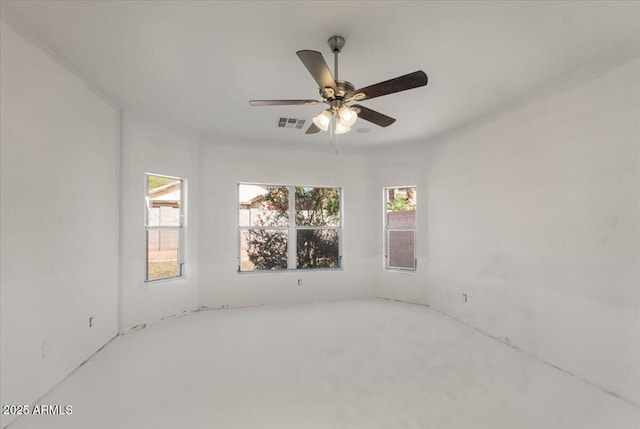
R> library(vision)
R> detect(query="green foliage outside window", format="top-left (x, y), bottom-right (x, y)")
top-left (245, 186), bottom-right (340, 270)
top-left (386, 187), bottom-right (416, 212)
top-left (387, 194), bottom-right (415, 212)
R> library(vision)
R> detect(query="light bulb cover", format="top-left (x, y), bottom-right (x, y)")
top-left (337, 105), bottom-right (357, 127)
top-left (312, 110), bottom-right (332, 131)
top-left (335, 119), bottom-right (351, 134)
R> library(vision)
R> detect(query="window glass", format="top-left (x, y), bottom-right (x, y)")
top-left (147, 230), bottom-right (181, 280)
top-left (384, 186), bottom-right (416, 271)
top-left (239, 184), bottom-right (341, 272)
top-left (240, 229), bottom-right (289, 271)
top-left (146, 174), bottom-right (183, 281)
top-left (296, 229), bottom-right (340, 269)
top-left (239, 185), bottom-right (289, 227)
top-left (295, 186), bottom-right (340, 227)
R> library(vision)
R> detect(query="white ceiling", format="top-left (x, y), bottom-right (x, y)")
top-left (2, 1), bottom-right (640, 147)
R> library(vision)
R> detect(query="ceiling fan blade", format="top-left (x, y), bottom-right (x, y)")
top-left (296, 50), bottom-right (337, 91)
top-left (352, 105), bottom-right (396, 127)
top-left (348, 70), bottom-right (428, 101)
top-left (305, 122), bottom-right (321, 134)
top-left (249, 99), bottom-right (320, 106)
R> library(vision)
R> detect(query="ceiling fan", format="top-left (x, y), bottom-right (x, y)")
top-left (249, 35), bottom-right (428, 136)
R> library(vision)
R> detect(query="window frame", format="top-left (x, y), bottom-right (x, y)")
top-left (145, 173), bottom-right (185, 282)
top-left (238, 183), bottom-right (343, 273)
top-left (383, 185), bottom-right (417, 271)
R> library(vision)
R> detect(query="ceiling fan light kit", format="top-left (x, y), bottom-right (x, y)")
top-left (338, 105), bottom-right (357, 127)
top-left (312, 109), bottom-right (332, 131)
top-left (249, 35), bottom-right (428, 139)
top-left (334, 120), bottom-right (351, 135)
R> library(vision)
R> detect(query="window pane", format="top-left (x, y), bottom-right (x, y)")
top-left (296, 229), bottom-right (339, 269)
top-left (147, 175), bottom-right (182, 226)
top-left (147, 229), bottom-right (180, 280)
top-left (240, 229), bottom-right (288, 271)
top-left (386, 187), bottom-right (416, 220)
top-left (387, 210), bottom-right (416, 228)
top-left (388, 230), bottom-right (415, 269)
top-left (239, 185), bottom-right (289, 227)
top-left (295, 187), bottom-right (340, 227)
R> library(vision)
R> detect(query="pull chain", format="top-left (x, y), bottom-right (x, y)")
top-left (333, 116), bottom-right (338, 155)
top-left (329, 117), bottom-right (334, 146)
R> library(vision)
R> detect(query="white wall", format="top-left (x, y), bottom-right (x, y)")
top-left (0, 22), bottom-right (119, 427)
top-left (373, 57), bottom-right (640, 404)
top-left (198, 138), bottom-right (375, 308)
top-left (119, 112), bottom-right (201, 331)
top-left (368, 145), bottom-right (431, 304)
top-left (119, 121), bottom-right (375, 325)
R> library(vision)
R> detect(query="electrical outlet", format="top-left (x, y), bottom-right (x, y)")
top-left (297, 279), bottom-right (302, 286)
top-left (89, 316), bottom-right (93, 327)
top-left (462, 293), bottom-right (468, 303)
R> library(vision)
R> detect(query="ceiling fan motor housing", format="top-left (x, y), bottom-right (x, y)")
top-left (336, 80), bottom-right (354, 98)
top-left (328, 35), bottom-right (345, 53)
top-left (321, 80), bottom-right (355, 104)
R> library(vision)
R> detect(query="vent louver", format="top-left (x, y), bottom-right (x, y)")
top-left (277, 117), bottom-right (306, 129)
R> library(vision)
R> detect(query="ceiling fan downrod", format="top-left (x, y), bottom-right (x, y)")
top-left (328, 35), bottom-right (345, 83)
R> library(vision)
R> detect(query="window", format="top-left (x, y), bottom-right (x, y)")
top-left (384, 186), bottom-right (416, 270)
top-left (145, 174), bottom-right (184, 281)
top-left (239, 184), bottom-right (341, 272)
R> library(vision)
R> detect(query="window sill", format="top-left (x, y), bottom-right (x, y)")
top-left (237, 267), bottom-right (343, 274)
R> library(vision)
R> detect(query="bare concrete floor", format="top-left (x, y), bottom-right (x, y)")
top-left (8, 299), bottom-right (640, 428)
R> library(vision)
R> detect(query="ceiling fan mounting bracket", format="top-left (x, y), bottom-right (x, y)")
top-left (328, 35), bottom-right (345, 53)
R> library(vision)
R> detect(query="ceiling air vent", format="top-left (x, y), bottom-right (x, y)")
top-left (277, 117), bottom-right (306, 130)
